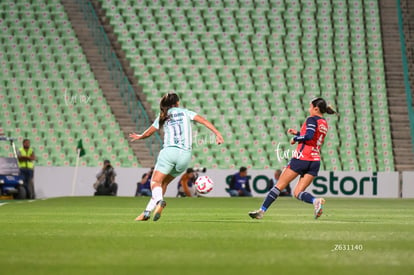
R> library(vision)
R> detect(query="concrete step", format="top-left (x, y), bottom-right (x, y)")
top-left (389, 114), bottom-right (410, 122)
top-left (389, 106), bottom-right (409, 115)
top-left (395, 164), bottom-right (414, 171)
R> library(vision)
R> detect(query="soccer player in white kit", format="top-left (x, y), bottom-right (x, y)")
top-left (130, 93), bottom-right (224, 221)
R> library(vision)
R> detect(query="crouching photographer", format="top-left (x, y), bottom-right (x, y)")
top-left (93, 160), bottom-right (118, 196)
top-left (177, 167), bottom-right (206, 197)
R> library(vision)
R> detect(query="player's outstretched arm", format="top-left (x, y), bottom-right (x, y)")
top-left (129, 126), bottom-right (158, 142)
top-left (193, 115), bottom-right (224, 145)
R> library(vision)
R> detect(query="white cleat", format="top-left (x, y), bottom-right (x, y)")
top-left (313, 198), bottom-right (325, 219)
top-left (248, 209), bottom-right (264, 219)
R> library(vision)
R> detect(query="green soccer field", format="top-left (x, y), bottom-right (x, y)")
top-left (0, 197), bottom-right (413, 275)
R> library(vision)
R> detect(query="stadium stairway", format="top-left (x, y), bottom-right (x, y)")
top-left (88, 0), bottom-right (159, 126)
top-left (380, 0), bottom-right (414, 171)
top-left (89, 0), bottom-right (158, 121)
top-left (61, 0), bottom-right (155, 167)
top-left (401, 0), bottom-right (414, 98)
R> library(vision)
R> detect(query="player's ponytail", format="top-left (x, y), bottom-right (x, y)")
top-left (326, 105), bottom-right (337, 115)
top-left (159, 93), bottom-right (180, 127)
top-left (311, 97), bottom-right (337, 115)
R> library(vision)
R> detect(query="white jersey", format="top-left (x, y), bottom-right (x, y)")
top-left (152, 107), bottom-right (197, 151)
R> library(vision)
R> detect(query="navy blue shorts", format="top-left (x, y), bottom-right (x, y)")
top-left (287, 158), bottom-right (320, 177)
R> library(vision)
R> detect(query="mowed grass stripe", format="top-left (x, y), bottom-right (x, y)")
top-left (0, 197), bottom-right (413, 275)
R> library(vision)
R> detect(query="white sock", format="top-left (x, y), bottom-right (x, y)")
top-left (145, 186), bottom-right (163, 212)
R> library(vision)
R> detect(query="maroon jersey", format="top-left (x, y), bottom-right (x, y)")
top-left (293, 116), bottom-right (328, 161)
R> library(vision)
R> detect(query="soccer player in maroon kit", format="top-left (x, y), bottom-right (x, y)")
top-left (249, 98), bottom-right (337, 220)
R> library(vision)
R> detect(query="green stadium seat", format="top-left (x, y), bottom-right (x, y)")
top-left (0, 0), bottom-right (141, 167)
top-left (88, 0), bottom-right (395, 170)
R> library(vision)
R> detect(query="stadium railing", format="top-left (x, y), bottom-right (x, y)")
top-left (396, 0), bottom-right (414, 151)
top-left (75, 0), bottom-right (162, 159)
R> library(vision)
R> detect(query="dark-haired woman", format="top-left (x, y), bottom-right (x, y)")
top-left (249, 97), bottom-right (337, 220)
top-left (130, 93), bottom-right (224, 221)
